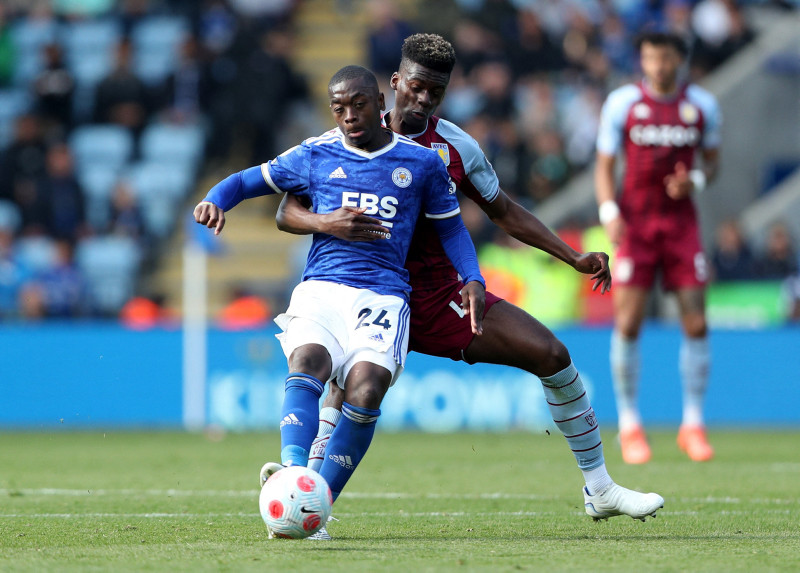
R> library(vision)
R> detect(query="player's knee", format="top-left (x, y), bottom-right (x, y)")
top-left (288, 346), bottom-right (332, 382)
top-left (683, 315), bottom-right (707, 338)
top-left (346, 383), bottom-right (385, 410)
top-left (536, 338), bottom-right (571, 377)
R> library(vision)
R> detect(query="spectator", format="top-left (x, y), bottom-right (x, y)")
top-left (156, 35), bottom-right (212, 125)
top-left (32, 238), bottom-right (87, 318)
top-left (33, 43), bottom-right (75, 134)
top-left (756, 222), bottom-right (799, 280)
top-left (216, 287), bottom-right (272, 330)
top-left (711, 220), bottom-right (756, 281)
top-left (0, 115), bottom-right (48, 203)
top-left (235, 25), bottom-right (309, 164)
top-left (93, 40), bottom-right (151, 134)
top-left (108, 180), bottom-right (145, 241)
top-left (366, 0), bottom-right (414, 85)
top-left (40, 142), bottom-right (86, 242)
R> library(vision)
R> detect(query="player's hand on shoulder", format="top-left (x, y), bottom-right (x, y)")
top-left (664, 161), bottom-right (693, 200)
top-left (321, 207), bottom-right (391, 242)
top-left (460, 281), bottom-right (485, 335)
top-left (573, 252), bottom-right (612, 294)
top-left (194, 201), bottom-right (225, 235)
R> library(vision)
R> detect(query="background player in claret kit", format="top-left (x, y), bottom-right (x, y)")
top-left (193, 65), bottom-right (487, 536)
top-left (278, 34), bottom-right (664, 537)
top-left (594, 32), bottom-right (722, 464)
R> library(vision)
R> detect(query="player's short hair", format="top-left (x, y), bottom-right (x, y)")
top-left (400, 33), bottom-right (456, 75)
top-left (635, 32), bottom-right (688, 58)
top-left (328, 65), bottom-right (379, 93)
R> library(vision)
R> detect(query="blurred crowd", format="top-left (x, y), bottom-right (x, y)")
top-left (0, 0), bottom-right (308, 320)
top-left (368, 0), bottom-right (760, 206)
top-left (0, 0), bottom-right (797, 325)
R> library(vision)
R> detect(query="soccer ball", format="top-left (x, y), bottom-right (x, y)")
top-left (259, 466), bottom-right (333, 539)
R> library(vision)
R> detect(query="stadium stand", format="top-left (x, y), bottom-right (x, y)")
top-left (0, 0), bottom-right (796, 324)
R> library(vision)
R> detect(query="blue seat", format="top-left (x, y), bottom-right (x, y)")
top-left (0, 199), bottom-right (22, 233)
top-left (76, 164), bottom-right (122, 231)
top-left (125, 160), bottom-right (195, 239)
top-left (70, 125), bottom-right (134, 172)
top-left (60, 18), bottom-right (121, 87)
top-left (76, 235), bottom-right (141, 315)
top-left (131, 16), bottom-right (189, 85)
top-left (139, 122), bottom-right (205, 171)
top-left (14, 236), bottom-right (59, 274)
top-left (126, 160), bottom-right (194, 202)
top-left (0, 88), bottom-right (33, 121)
top-left (10, 17), bottom-right (59, 86)
top-left (0, 89), bottom-right (33, 150)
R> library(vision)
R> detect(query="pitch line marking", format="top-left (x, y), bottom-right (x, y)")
top-left (1, 489), bottom-right (797, 506)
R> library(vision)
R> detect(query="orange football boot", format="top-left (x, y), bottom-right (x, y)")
top-left (677, 425), bottom-right (714, 461)
top-left (619, 425), bottom-right (651, 464)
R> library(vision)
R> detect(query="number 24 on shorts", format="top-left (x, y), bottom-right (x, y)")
top-left (356, 308), bottom-right (392, 330)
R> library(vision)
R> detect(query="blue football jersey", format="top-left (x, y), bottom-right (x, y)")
top-left (263, 128), bottom-right (460, 299)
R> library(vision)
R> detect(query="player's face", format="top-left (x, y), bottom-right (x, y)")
top-left (390, 62), bottom-right (450, 134)
top-left (640, 42), bottom-right (682, 94)
top-left (329, 78), bottom-right (387, 151)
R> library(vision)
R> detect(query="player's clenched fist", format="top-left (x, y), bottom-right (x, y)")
top-left (194, 201), bottom-right (225, 235)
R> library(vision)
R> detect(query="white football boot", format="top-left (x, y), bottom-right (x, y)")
top-left (306, 515), bottom-right (337, 541)
top-left (259, 462), bottom-right (285, 488)
top-left (583, 483), bottom-right (664, 521)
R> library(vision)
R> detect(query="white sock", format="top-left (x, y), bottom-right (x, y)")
top-left (680, 337), bottom-right (710, 427)
top-left (582, 465), bottom-right (614, 496)
top-left (307, 406), bottom-right (341, 473)
top-left (610, 331), bottom-right (641, 431)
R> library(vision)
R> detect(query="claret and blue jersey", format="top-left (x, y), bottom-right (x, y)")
top-left (203, 127), bottom-right (463, 300)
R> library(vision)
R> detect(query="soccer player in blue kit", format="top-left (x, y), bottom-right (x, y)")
top-left (193, 65), bottom-right (486, 534)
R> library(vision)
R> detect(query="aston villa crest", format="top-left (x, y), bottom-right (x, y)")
top-left (431, 142), bottom-right (450, 166)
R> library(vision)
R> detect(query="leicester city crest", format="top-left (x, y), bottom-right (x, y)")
top-left (431, 142), bottom-right (450, 166)
top-left (392, 167), bottom-right (412, 188)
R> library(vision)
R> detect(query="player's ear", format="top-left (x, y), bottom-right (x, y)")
top-left (390, 72), bottom-right (399, 91)
top-left (378, 91), bottom-right (385, 111)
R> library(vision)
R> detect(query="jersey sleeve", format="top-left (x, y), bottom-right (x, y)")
top-left (261, 142), bottom-right (312, 195)
top-left (596, 84), bottom-right (641, 156)
top-left (435, 119), bottom-right (500, 203)
top-left (422, 153), bottom-right (461, 220)
top-left (687, 85), bottom-right (722, 150)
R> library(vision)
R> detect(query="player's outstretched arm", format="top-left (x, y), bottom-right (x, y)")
top-left (193, 166), bottom-right (273, 235)
top-left (276, 194), bottom-right (391, 241)
top-left (480, 189), bottom-right (612, 292)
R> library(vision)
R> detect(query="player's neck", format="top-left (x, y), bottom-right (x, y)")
top-left (385, 110), bottom-right (427, 138)
top-left (642, 77), bottom-right (679, 99)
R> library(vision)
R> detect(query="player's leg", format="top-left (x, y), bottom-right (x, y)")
top-left (278, 341), bottom-right (332, 467)
top-left (610, 285), bottom-right (651, 463)
top-left (307, 383), bottom-right (344, 473)
top-left (674, 286), bottom-right (713, 461)
top-left (320, 361), bottom-right (392, 502)
top-left (467, 302), bottom-right (611, 493)
top-left (317, 290), bottom-right (409, 503)
top-left (465, 301), bottom-right (663, 519)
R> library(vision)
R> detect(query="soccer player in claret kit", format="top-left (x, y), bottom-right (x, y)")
top-left (594, 32), bottom-right (722, 464)
top-left (194, 65), bottom-right (487, 538)
top-left (278, 34), bottom-right (664, 539)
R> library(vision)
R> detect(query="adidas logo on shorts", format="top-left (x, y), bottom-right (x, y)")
top-left (329, 454), bottom-right (354, 469)
top-left (329, 166), bottom-right (347, 178)
top-left (279, 413), bottom-right (302, 429)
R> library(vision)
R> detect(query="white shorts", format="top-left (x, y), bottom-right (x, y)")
top-left (275, 281), bottom-right (410, 388)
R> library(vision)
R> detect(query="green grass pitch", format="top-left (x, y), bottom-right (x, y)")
top-left (1, 429), bottom-right (798, 572)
